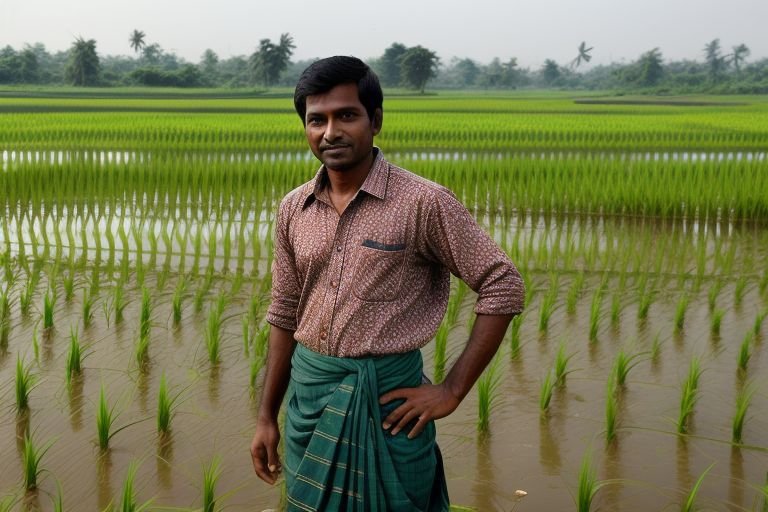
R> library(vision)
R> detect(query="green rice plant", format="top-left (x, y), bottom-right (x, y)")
top-left (433, 322), bottom-right (449, 383)
top-left (589, 289), bottom-right (601, 342)
top-left (62, 271), bottom-right (75, 301)
top-left (674, 293), bottom-right (689, 332)
top-left (135, 331), bottom-right (150, 369)
top-left (249, 350), bottom-right (266, 393)
top-left (96, 384), bottom-right (137, 450)
top-left (566, 272), bottom-right (584, 315)
top-left (15, 354), bottom-right (36, 412)
top-left (610, 292), bottom-right (622, 326)
top-left (19, 278), bottom-right (35, 316)
top-left (732, 382), bottom-right (755, 444)
top-left (707, 280), bottom-right (722, 311)
top-left (157, 373), bottom-right (182, 435)
top-left (605, 376), bottom-right (618, 442)
top-left (476, 354), bottom-right (502, 434)
top-left (118, 460), bottom-right (153, 512)
top-left (82, 288), bottom-right (94, 328)
top-left (677, 356), bottom-right (702, 434)
top-left (613, 348), bottom-right (643, 387)
top-left (508, 314), bottom-right (523, 359)
top-left (114, 280), bottom-right (127, 323)
top-left (576, 451), bottom-right (604, 512)
top-left (140, 286), bottom-right (151, 340)
top-left (205, 304), bottom-right (223, 364)
top-left (172, 277), bottom-right (186, 325)
top-left (32, 326), bottom-right (40, 361)
top-left (734, 276), bottom-right (747, 305)
top-left (539, 370), bottom-right (556, 413)
top-left (680, 463), bottom-right (715, 512)
top-left (66, 326), bottom-right (83, 384)
top-left (202, 456), bottom-right (223, 512)
top-left (553, 341), bottom-right (575, 387)
top-left (710, 309), bottom-right (723, 335)
top-left (755, 309), bottom-right (766, 336)
top-left (242, 315), bottom-right (251, 356)
top-left (538, 274), bottom-right (558, 331)
top-left (651, 333), bottom-right (662, 362)
top-left (43, 288), bottom-right (55, 329)
top-left (737, 332), bottom-right (752, 373)
top-left (22, 433), bottom-right (53, 490)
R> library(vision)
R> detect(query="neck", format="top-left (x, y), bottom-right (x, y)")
top-left (326, 150), bottom-right (375, 196)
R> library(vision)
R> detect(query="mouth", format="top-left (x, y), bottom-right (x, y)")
top-left (320, 144), bottom-right (350, 152)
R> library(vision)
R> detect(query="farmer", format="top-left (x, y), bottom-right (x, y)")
top-left (250, 56), bottom-right (524, 511)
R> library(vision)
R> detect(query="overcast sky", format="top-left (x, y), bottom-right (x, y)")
top-left (1, 0), bottom-right (766, 68)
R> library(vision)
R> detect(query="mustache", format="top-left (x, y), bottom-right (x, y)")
top-left (319, 142), bottom-right (350, 151)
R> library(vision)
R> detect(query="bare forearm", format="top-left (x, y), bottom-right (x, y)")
top-left (443, 313), bottom-right (514, 402)
top-left (256, 324), bottom-right (296, 422)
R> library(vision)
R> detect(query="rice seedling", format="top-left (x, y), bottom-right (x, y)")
top-left (114, 280), bottom-right (127, 323)
top-left (732, 382), bottom-right (755, 444)
top-left (62, 271), bottom-right (76, 301)
top-left (707, 279), bottom-right (722, 311)
top-left (157, 373), bottom-right (181, 435)
top-left (22, 433), bottom-right (53, 490)
top-left (613, 348), bottom-right (643, 387)
top-left (205, 303), bottom-right (223, 364)
top-left (43, 288), bottom-right (55, 329)
top-left (605, 376), bottom-right (618, 442)
top-left (539, 370), bottom-right (556, 413)
top-left (66, 326), bottom-right (83, 384)
top-left (433, 322), bottom-right (449, 383)
top-left (172, 277), bottom-right (186, 325)
top-left (734, 276), bottom-right (747, 305)
top-left (737, 332), bottom-right (752, 373)
top-left (32, 326), bottom-right (40, 361)
top-left (566, 272), bottom-right (584, 315)
top-left (140, 286), bottom-right (151, 340)
top-left (553, 341), bottom-right (575, 387)
top-left (477, 354), bottom-right (502, 434)
top-left (650, 333), bottom-right (662, 361)
top-left (15, 354), bottom-right (36, 412)
top-left (202, 456), bottom-right (223, 512)
top-left (710, 309), bottom-right (723, 335)
top-left (589, 289), bottom-right (601, 342)
top-left (96, 384), bottom-right (137, 450)
top-left (610, 292), bottom-right (622, 326)
top-left (680, 463), bottom-right (715, 512)
top-left (135, 331), bottom-right (150, 369)
top-left (538, 274), bottom-right (558, 331)
top-left (755, 309), bottom-right (766, 336)
top-left (677, 356), bottom-right (702, 434)
top-left (576, 451), bottom-right (604, 512)
top-left (508, 314), bottom-right (523, 359)
top-left (19, 277), bottom-right (35, 316)
top-left (249, 350), bottom-right (266, 393)
top-left (118, 460), bottom-right (153, 512)
top-left (82, 288), bottom-right (94, 327)
top-left (673, 293), bottom-right (689, 332)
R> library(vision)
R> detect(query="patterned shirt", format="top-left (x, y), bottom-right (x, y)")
top-left (266, 149), bottom-right (525, 357)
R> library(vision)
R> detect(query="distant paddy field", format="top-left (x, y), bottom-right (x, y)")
top-left (1, 90), bottom-right (767, 511)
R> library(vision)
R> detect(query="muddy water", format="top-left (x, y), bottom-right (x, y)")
top-left (1, 213), bottom-right (767, 511)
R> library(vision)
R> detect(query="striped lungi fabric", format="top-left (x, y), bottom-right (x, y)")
top-left (284, 343), bottom-right (450, 512)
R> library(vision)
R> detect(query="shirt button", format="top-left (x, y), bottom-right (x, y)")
top-left (320, 331), bottom-right (328, 340)
top-left (330, 280), bottom-right (337, 288)
top-left (336, 246), bottom-right (342, 252)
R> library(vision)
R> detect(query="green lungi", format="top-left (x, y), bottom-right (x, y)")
top-left (285, 343), bottom-right (450, 512)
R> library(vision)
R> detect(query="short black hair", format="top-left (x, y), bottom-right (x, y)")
top-left (294, 56), bottom-right (383, 125)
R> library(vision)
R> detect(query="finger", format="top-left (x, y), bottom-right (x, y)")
top-left (379, 387), bottom-right (409, 405)
top-left (407, 415), bottom-right (429, 439)
top-left (382, 401), bottom-right (413, 430)
top-left (267, 440), bottom-right (282, 475)
top-left (390, 408), bottom-right (420, 436)
top-left (251, 444), bottom-right (275, 484)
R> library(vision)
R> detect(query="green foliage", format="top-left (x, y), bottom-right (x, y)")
top-left (399, 46), bottom-right (440, 92)
top-left (539, 370), bottom-right (556, 412)
top-left (66, 326), bottom-right (82, 384)
top-left (202, 456), bottom-right (223, 512)
top-left (677, 356), bottom-right (703, 434)
top-left (732, 382), bottom-right (755, 444)
top-left (477, 355), bottom-right (502, 434)
top-left (605, 376), bottom-right (618, 442)
top-left (15, 354), bottom-right (35, 412)
top-left (681, 463), bottom-right (715, 512)
top-left (737, 332), bottom-right (752, 373)
top-left (65, 37), bottom-right (100, 86)
top-left (22, 433), bottom-right (52, 490)
top-left (576, 451), bottom-right (604, 512)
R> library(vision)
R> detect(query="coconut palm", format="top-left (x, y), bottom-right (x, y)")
top-left (730, 44), bottom-right (750, 73)
top-left (65, 37), bottom-right (100, 86)
top-left (129, 30), bottom-right (146, 55)
top-left (571, 42), bottom-right (593, 69)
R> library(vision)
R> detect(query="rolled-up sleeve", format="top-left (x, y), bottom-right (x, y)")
top-left (425, 188), bottom-right (525, 315)
top-left (265, 198), bottom-right (301, 331)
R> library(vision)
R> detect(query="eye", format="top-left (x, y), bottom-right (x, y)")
top-left (307, 117), bottom-right (323, 126)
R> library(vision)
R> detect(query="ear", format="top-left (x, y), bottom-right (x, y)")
top-left (371, 108), bottom-right (383, 136)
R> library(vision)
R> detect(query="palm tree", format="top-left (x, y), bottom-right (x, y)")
top-left (129, 30), bottom-right (146, 55)
top-left (730, 44), bottom-right (750, 73)
top-left (704, 39), bottom-right (726, 81)
top-left (571, 42), bottom-right (593, 69)
top-left (65, 37), bottom-right (100, 86)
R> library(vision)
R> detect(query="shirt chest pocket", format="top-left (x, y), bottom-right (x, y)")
top-left (352, 239), bottom-right (407, 303)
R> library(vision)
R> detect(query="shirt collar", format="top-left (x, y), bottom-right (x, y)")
top-left (301, 148), bottom-right (389, 209)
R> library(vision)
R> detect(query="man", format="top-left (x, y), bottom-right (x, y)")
top-left (250, 56), bottom-right (524, 511)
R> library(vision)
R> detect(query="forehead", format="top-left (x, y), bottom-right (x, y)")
top-left (305, 82), bottom-right (365, 114)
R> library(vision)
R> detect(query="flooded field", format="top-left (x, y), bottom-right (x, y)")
top-left (1, 92), bottom-right (768, 511)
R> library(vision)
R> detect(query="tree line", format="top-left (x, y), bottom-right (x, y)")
top-left (0, 33), bottom-right (766, 94)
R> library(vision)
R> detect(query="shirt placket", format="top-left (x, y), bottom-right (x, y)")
top-left (319, 199), bottom-right (358, 355)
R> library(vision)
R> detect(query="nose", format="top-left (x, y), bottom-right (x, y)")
top-left (323, 118), bottom-right (342, 142)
